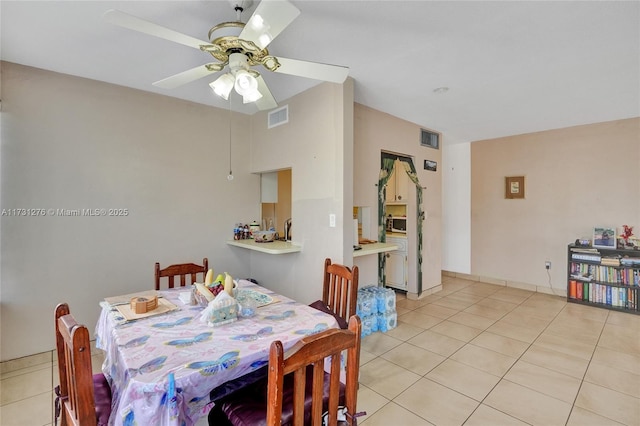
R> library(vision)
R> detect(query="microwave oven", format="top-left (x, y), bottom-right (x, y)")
top-left (388, 216), bottom-right (407, 233)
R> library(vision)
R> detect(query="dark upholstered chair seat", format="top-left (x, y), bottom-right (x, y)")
top-left (209, 366), bottom-right (268, 402)
top-left (309, 300), bottom-right (349, 329)
top-left (93, 373), bottom-right (113, 426)
top-left (214, 367), bottom-right (345, 426)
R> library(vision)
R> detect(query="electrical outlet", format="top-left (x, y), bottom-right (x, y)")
top-left (545, 261), bottom-right (551, 270)
top-left (329, 214), bottom-right (336, 228)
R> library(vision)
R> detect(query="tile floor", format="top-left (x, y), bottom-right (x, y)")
top-left (1, 275), bottom-right (639, 425)
top-left (357, 276), bottom-right (640, 425)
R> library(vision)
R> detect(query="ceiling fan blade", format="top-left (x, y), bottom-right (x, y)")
top-left (239, 0), bottom-right (300, 50)
top-left (103, 9), bottom-right (210, 50)
top-left (274, 57), bottom-right (349, 83)
top-left (153, 64), bottom-right (221, 89)
top-left (255, 75), bottom-right (278, 110)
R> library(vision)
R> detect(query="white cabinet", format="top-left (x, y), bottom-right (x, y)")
top-left (260, 172), bottom-right (278, 203)
top-left (385, 161), bottom-right (410, 203)
top-left (386, 236), bottom-right (407, 290)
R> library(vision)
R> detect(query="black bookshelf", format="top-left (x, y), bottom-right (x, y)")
top-left (567, 244), bottom-right (640, 315)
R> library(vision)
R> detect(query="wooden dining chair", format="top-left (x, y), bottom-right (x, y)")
top-left (154, 257), bottom-right (208, 290)
top-left (213, 315), bottom-right (362, 426)
top-left (54, 303), bottom-right (112, 426)
top-left (317, 258), bottom-right (359, 328)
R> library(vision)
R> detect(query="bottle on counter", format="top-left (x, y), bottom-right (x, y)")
top-left (234, 223), bottom-right (242, 240)
top-left (249, 221), bottom-right (260, 238)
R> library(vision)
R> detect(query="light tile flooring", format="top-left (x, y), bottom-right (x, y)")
top-left (1, 275), bottom-right (639, 425)
top-left (357, 276), bottom-right (640, 425)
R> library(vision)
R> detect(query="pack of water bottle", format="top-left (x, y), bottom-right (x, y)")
top-left (356, 285), bottom-right (397, 337)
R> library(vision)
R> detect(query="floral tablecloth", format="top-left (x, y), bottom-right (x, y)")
top-left (95, 280), bottom-right (338, 426)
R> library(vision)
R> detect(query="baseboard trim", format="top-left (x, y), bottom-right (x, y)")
top-left (442, 270), bottom-right (567, 298)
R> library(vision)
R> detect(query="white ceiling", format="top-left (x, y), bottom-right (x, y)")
top-left (2, 1), bottom-right (639, 144)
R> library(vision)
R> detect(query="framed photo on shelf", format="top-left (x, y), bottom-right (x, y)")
top-left (593, 227), bottom-right (616, 249)
top-left (505, 176), bottom-right (525, 199)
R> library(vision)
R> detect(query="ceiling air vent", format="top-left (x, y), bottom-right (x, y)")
top-left (268, 105), bottom-right (289, 129)
top-left (420, 128), bottom-right (440, 150)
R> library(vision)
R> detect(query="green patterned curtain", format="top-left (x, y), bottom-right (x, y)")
top-left (377, 155), bottom-right (396, 285)
top-left (378, 153), bottom-right (424, 295)
top-left (398, 158), bottom-right (423, 295)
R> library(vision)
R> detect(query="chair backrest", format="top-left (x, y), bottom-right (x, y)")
top-left (322, 258), bottom-right (359, 324)
top-left (154, 257), bottom-right (208, 290)
top-left (55, 303), bottom-right (98, 426)
top-left (266, 316), bottom-right (362, 426)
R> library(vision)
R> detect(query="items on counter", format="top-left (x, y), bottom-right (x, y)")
top-left (249, 221), bottom-right (261, 237)
top-left (233, 222), bottom-right (258, 240)
top-left (253, 230), bottom-right (276, 243)
top-left (234, 221), bottom-right (280, 241)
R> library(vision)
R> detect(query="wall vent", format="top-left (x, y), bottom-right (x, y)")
top-left (268, 105), bottom-right (289, 129)
top-left (420, 128), bottom-right (440, 150)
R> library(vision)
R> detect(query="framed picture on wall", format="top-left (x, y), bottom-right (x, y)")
top-left (505, 176), bottom-right (525, 199)
top-left (593, 227), bottom-right (616, 249)
top-left (424, 160), bottom-right (437, 171)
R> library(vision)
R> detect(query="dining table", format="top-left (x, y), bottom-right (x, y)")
top-left (95, 279), bottom-right (339, 426)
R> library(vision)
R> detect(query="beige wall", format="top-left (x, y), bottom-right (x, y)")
top-left (0, 62), bottom-right (259, 360)
top-left (0, 62), bottom-right (355, 360)
top-left (246, 79), bottom-right (354, 303)
top-left (353, 104), bottom-right (443, 295)
top-left (471, 118), bottom-right (640, 294)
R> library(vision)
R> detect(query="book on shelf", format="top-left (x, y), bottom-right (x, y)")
top-left (576, 283), bottom-right (583, 300)
top-left (569, 280), bottom-right (577, 298)
top-left (601, 257), bottom-right (621, 266)
top-left (570, 247), bottom-right (600, 253)
top-left (620, 257), bottom-right (640, 267)
top-left (571, 253), bottom-right (601, 262)
top-left (582, 282), bottom-right (589, 301)
top-left (570, 273), bottom-right (592, 282)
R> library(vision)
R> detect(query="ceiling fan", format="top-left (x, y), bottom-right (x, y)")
top-left (103, 0), bottom-right (349, 110)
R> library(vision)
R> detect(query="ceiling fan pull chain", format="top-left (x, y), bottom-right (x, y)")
top-left (233, 2), bottom-right (245, 22)
top-left (227, 96), bottom-right (234, 181)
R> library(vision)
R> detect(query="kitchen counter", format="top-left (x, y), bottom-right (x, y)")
top-left (226, 239), bottom-right (302, 254)
top-left (353, 242), bottom-right (399, 258)
top-left (386, 232), bottom-right (407, 238)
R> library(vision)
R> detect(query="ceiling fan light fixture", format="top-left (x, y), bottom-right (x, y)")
top-left (210, 73), bottom-right (235, 100)
top-left (242, 90), bottom-right (263, 104)
top-left (234, 70), bottom-right (259, 96)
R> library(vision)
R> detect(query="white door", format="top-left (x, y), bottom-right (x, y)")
top-left (386, 237), bottom-right (408, 290)
top-left (386, 251), bottom-right (406, 290)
